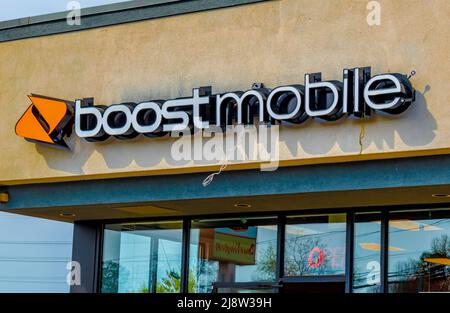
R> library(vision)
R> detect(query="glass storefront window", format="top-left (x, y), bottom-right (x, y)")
top-left (284, 213), bottom-right (346, 276)
top-left (101, 221), bottom-right (183, 293)
top-left (97, 208), bottom-right (450, 293)
top-left (189, 217), bottom-right (278, 293)
top-left (388, 209), bottom-right (450, 293)
top-left (353, 212), bottom-right (382, 293)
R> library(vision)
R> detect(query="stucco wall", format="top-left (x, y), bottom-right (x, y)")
top-left (0, 0), bottom-right (449, 184)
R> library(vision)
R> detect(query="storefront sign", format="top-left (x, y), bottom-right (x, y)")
top-left (15, 95), bottom-right (74, 148)
top-left (212, 227), bottom-right (257, 265)
top-left (15, 67), bottom-right (415, 149)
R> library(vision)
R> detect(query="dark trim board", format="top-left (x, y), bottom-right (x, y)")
top-left (0, 0), bottom-right (269, 42)
top-left (344, 213), bottom-right (354, 293)
top-left (0, 0), bottom-right (180, 29)
top-left (380, 210), bottom-right (389, 293)
top-left (2, 154), bottom-right (450, 212)
top-left (70, 222), bottom-right (103, 293)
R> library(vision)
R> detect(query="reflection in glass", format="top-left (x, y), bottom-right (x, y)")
top-left (189, 217), bottom-right (278, 293)
top-left (284, 214), bottom-right (346, 276)
top-left (101, 221), bottom-right (183, 293)
top-left (388, 209), bottom-right (450, 293)
top-left (353, 213), bottom-right (381, 293)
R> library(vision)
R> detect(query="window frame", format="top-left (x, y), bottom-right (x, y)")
top-left (95, 204), bottom-right (450, 293)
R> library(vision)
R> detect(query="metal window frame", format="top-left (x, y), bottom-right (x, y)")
top-left (276, 214), bottom-right (286, 288)
top-left (380, 209), bottom-right (389, 293)
top-left (281, 275), bottom-right (346, 284)
top-left (0, 0), bottom-right (270, 42)
top-left (70, 221), bottom-right (104, 293)
top-left (180, 217), bottom-right (191, 293)
top-left (90, 204), bottom-right (450, 293)
top-left (344, 213), bottom-right (354, 293)
top-left (211, 281), bottom-right (281, 293)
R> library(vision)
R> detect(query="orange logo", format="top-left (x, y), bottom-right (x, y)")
top-left (15, 95), bottom-right (74, 149)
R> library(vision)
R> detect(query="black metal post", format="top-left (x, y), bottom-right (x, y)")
top-left (380, 210), bottom-right (389, 293)
top-left (148, 236), bottom-right (159, 293)
top-left (70, 222), bottom-right (103, 293)
top-left (180, 218), bottom-right (191, 293)
top-left (345, 212), bottom-right (354, 293)
top-left (276, 215), bottom-right (286, 292)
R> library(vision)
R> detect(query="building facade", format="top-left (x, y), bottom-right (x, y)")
top-left (0, 0), bottom-right (450, 293)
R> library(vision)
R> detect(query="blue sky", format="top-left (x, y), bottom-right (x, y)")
top-left (0, 0), bottom-right (131, 22)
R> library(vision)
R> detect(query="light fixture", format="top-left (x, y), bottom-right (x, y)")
top-left (359, 242), bottom-right (404, 252)
top-left (233, 203), bottom-right (251, 208)
top-left (432, 194), bottom-right (450, 198)
top-left (390, 220), bottom-right (442, 231)
top-left (59, 212), bottom-right (75, 217)
top-left (0, 192), bottom-right (9, 203)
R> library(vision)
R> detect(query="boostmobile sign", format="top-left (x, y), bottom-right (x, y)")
top-left (15, 67), bottom-right (415, 149)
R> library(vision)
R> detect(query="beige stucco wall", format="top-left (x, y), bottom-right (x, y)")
top-left (0, 0), bottom-right (449, 184)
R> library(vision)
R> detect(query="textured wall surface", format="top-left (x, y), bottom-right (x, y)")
top-left (0, 0), bottom-right (449, 184)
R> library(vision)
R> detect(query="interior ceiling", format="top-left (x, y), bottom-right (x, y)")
top-left (6, 185), bottom-right (450, 223)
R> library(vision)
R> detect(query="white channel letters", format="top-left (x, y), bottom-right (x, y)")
top-left (74, 67), bottom-right (415, 141)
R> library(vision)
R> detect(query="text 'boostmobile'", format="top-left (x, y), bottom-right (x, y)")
top-left (16, 67), bottom-right (414, 149)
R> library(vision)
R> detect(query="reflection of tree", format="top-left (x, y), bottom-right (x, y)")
top-left (156, 270), bottom-right (181, 293)
top-left (158, 270), bottom-right (196, 293)
top-left (193, 259), bottom-right (219, 292)
top-left (102, 261), bottom-right (195, 293)
top-left (257, 243), bottom-right (277, 281)
top-left (101, 261), bottom-right (129, 293)
top-left (285, 236), bottom-right (331, 275)
top-left (390, 235), bottom-right (450, 292)
top-left (257, 236), bottom-right (332, 277)
top-left (139, 270), bottom-right (196, 293)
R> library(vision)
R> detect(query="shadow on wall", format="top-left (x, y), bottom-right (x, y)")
top-left (282, 85), bottom-right (435, 156)
top-left (35, 85), bottom-right (436, 174)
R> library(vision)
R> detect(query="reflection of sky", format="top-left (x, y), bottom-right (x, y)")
top-left (285, 222), bottom-right (346, 275)
top-left (104, 229), bottom-right (182, 293)
top-left (353, 216), bottom-right (450, 290)
top-left (0, 212), bottom-right (73, 292)
top-left (353, 220), bottom-right (381, 291)
top-left (235, 227), bottom-right (277, 282)
top-left (0, 0), bottom-right (132, 22)
top-left (157, 240), bottom-right (182, 284)
top-left (189, 226), bottom-right (278, 291)
top-left (389, 218), bottom-right (450, 275)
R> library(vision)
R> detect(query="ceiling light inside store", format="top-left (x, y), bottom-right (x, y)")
top-left (233, 203), bottom-right (251, 208)
top-left (59, 212), bottom-right (75, 217)
top-left (432, 194), bottom-right (450, 198)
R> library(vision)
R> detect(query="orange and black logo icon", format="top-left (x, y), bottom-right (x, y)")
top-left (15, 95), bottom-right (74, 149)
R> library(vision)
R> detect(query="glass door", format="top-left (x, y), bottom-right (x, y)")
top-left (189, 216), bottom-right (278, 293)
top-left (281, 213), bottom-right (347, 293)
top-left (101, 220), bottom-right (183, 293)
